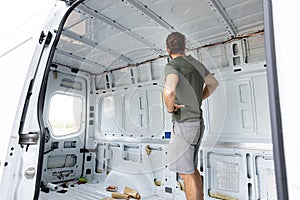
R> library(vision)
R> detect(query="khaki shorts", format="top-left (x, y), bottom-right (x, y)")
top-left (168, 119), bottom-right (204, 174)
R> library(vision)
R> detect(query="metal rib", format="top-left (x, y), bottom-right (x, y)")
top-left (77, 4), bottom-right (165, 55)
top-left (62, 30), bottom-right (134, 64)
top-left (206, 0), bottom-right (237, 38)
top-left (126, 0), bottom-right (175, 31)
top-left (55, 48), bottom-right (106, 69)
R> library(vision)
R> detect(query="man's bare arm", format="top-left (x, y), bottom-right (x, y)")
top-left (163, 74), bottom-right (184, 113)
top-left (202, 73), bottom-right (219, 100)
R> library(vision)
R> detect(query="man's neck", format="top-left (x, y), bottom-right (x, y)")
top-left (170, 53), bottom-right (185, 59)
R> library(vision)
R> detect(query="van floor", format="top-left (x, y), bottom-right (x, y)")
top-left (39, 181), bottom-right (167, 200)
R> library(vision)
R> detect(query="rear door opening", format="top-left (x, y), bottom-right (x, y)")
top-left (30, 0), bottom-right (286, 199)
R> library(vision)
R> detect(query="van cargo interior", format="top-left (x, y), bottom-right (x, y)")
top-left (39, 0), bottom-right (276, 199)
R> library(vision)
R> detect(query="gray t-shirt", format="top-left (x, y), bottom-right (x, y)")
top-left (165, 55), bottom-right (210, 122)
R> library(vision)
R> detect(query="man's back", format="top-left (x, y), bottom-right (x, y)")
top-left (165, 55), bottom-right (210, 121)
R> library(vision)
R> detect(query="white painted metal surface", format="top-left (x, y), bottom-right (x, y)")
top-left (0, 0), bottom-right (55, 185)
top-left (272, 0), bottom-right (300, 199)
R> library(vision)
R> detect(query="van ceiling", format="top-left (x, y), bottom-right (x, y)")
top-left (52, 0), bottom-right (263, 74)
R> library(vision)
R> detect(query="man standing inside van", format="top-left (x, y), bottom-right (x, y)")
top-left (164, 32), bottom-right (218, 200)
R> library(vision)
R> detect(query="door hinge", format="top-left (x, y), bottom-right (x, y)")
top-left (19, 132), bottom-right (39, 145)
top-left (45, 31), bottom-right (53, 45)
top-left (39, 31), bottom-right (46, 44)
top-left (39, 31), bottom-right (53, 45)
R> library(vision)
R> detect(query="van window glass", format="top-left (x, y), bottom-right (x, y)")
top-left (48, 94), bottom-right (82, 136)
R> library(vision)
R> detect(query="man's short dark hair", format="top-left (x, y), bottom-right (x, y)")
top-left (166, 32), bottom-right (186, 54)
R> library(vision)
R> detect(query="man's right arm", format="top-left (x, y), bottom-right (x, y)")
top-left (202, 73), bottom-right (219, 100)
top-left (163, 73), bottom-right (185, 113)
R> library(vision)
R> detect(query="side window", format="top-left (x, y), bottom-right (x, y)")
top-left (48, 93), bottom-right (83, 136)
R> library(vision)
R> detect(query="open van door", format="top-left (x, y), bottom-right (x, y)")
top-left (0, 1), bottom-right (82, 199)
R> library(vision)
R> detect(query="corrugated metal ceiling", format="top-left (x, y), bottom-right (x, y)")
top-left (53, 0), bottom-right (264, 74)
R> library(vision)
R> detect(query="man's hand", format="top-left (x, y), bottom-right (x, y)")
top-left (174, 104), bottom-right (185, 112)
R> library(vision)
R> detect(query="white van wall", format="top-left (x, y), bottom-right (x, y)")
top-left (198, 33), bottom-right (275, 199)
top-left (40, 34), bottom-right (273, 200)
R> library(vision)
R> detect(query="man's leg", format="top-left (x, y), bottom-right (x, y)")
top-left (180, 172), bottom-right (201, 200)
top-left (194, 168), bottom-right (204, 200)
